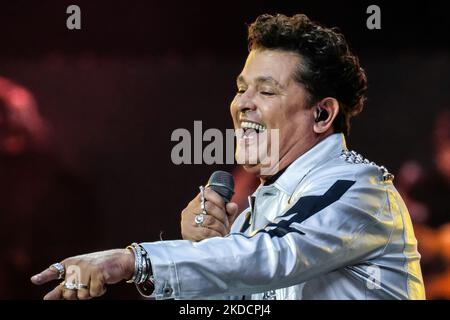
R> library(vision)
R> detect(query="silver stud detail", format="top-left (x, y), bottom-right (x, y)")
top-left (340, 150), bottom-right (394, 182)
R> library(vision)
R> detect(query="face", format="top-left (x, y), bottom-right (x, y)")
top-left (230, 49), bottom-right (317, 177)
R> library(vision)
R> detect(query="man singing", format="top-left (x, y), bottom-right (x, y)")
top-left (31, 13), bottom-right (425, 300)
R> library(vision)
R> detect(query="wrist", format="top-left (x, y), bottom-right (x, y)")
top-left (125, 243), bottom-right (153, 284)
top-left (125, 243), bottom-right (155, 297)
top-left (123, 248), bottom-right (136, 281)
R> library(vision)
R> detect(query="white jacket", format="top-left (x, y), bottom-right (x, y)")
top-left (141, 133), bottom-right (425, 300)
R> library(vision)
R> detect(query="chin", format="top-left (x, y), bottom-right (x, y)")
top-left (242, 164), bottom-right (262, 176)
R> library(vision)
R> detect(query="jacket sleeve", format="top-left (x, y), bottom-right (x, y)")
top-left (140, 179), bottom-right (394, 300)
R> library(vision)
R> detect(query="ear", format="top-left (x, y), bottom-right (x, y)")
top-left (313, 97), bottom-right (339, 134)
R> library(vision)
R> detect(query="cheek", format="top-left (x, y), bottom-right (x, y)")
top-left (257, 102), bottom-right (279, 127)
top-left (278, 112), bottom-right (311, 140)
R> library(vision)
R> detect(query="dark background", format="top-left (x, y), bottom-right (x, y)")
top-left (0, 0), bottom-right (449, 298)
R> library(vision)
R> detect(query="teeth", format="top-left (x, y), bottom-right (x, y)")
top-left (240, 121), bottom-right (266, 132)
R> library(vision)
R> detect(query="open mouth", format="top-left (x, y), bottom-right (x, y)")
top-left (240, 121), bottom-right (267, 135)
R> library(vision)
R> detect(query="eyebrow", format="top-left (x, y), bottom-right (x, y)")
top-left (236, 75), bottom-right (284, 89)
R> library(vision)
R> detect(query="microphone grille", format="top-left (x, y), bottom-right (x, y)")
top-left (206, 171), bottom-right (235, 203)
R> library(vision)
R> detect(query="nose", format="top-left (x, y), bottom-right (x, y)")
top-left (235, 91), bottom-right (257, 114)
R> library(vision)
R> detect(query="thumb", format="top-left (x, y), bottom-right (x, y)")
top-left (225, 202), bottom-right (239, 226)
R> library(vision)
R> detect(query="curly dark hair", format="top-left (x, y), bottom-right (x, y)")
top-left (248, 14), bottom-right (368, 136)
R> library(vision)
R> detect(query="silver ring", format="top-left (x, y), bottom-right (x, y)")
top-left (63, 281), bottom-right (78, 290)
top-left (49, 262), bottom-right (65, 280)
top-left (194, 213), bottom-right (205, 227)
top-left (77, 283), bottom-right (89, 290)
top-left (62, 281), bottom-right (89, 290)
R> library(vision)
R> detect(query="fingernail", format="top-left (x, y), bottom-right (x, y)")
top-left (31, 275), bottom-right (40, 282)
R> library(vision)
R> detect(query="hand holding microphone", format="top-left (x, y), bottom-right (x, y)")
top-left (181, 171), bottom-right (240, 242)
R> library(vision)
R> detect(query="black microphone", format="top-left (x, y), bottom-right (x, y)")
top-left (205, 171), bottom-right (235, 203)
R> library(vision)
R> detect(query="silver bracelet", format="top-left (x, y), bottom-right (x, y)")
top-left (126, 243), bottom-right (141, 283)
top-left (126, 242), bottom-right (152, 284)
top-left (139, 252), bottom-right (148, 284)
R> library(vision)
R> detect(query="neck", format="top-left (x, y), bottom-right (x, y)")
top-left (259, 131), bottom-right (334, 184)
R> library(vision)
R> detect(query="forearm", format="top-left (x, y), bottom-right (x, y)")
top-left (141, 232), bottom-right (311, 300)
top-left (140, 220), bottom-right (388, 299)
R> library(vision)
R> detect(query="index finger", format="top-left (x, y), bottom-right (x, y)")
top-left (31, 266), bottom-right (62, 285)
top-left (204, 187), bottom-right (225, 209)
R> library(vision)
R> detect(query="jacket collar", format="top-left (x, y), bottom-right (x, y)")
top-left (270, 133), bottom-right (348, 196)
